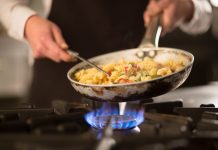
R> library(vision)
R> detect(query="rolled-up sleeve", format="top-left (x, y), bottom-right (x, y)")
top-left (0, 0), bottom-right (37, 41)
top-left (179, 0), bottom-right (212, 35)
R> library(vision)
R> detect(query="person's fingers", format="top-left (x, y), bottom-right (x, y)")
top-left (146, 0), bottom-right (162, 16)
top-left (51, 24), bottom-right (76, 62)
top-left (42, 37), bottom-right (63, 62)
top-left (145, 0), bottom-right (179, 35)
top-left (32, 43), bottom-right (48, 59)
top-left (161, 3), bottom-right (177, 34)
top-left (145, 0), bottom-right (194, 35)
top-left (46, 52), bottom-right (61, 62)
top-left (60, 51), bottom-right (76, 62)
top-left (144, 0), bottom-right (170, 27)
top-left (34, 47), bottom-right (59, 62)
top-left (143, 12), bottom-right (150, 27)
top-left (32, 49), bottom-right (42, 58)
top-left (144, 0), bottom-right (159, 27)
top-left (155, 0), bottom-right (171, 9)
top-left (43, 34), bottom-right (76, 62)
top-left (52, 24), bottom-right (68, 49)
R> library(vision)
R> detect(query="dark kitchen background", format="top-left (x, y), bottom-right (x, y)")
top-left (0, 0), bottom-right (218, 107)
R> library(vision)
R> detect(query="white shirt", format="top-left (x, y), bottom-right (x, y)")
top-left (179, 0), bottom-right (212, 35)
top-left (0, 0), bottom-right (52, 41)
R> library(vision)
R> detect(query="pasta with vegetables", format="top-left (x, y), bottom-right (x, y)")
top-left (74, 57), bottom-right (185, 85)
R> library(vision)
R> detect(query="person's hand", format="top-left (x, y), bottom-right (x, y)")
top-left (25, 15), bottom-right (74, 62)
top-left (144, 0), bottom-right (194, 35)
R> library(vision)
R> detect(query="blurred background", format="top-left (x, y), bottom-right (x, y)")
top-left (0, 0), bottom-right (218, 107)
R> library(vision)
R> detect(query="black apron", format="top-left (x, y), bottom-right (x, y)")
top-left (29, 0), bottom-right (148, 106)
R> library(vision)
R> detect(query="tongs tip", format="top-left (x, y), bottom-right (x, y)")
top-left (67, 49), bottom-right (110, 77)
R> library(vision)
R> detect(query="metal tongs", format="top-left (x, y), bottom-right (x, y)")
top-left (67, 50), bottom-right (110, 77)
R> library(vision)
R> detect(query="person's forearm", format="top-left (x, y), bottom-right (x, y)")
top-left (180, 0), bottom-right (212, 35)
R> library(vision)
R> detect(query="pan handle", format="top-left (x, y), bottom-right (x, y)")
top-left (138, 15), bottom-right (162, 48)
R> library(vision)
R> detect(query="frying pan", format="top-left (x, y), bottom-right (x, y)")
top-left (67, 16), bottom-right (194, 102)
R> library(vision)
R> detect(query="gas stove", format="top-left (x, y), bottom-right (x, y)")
top-left (0, 99), bottom-right (217, 150)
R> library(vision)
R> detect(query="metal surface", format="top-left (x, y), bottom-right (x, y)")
top-left (139, 15), bottom-right (162, 48)
top-left (67, 16), bottom-right (194, 102)
top-left (154, 82), bottom-right (218, 107)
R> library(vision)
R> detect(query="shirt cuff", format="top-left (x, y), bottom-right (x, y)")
top-left (179, 0), bottom-right (212, 35)
top-left (8, 5), bottom-right (37, 41)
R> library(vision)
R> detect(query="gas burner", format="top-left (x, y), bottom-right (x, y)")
top-left (0, 99), bottom-right (217, 150)
top-left (84, 103), bottom-right (144, 130)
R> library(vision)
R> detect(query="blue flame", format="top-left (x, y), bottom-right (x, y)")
top-left (84, 103), bottom-right (144, 130)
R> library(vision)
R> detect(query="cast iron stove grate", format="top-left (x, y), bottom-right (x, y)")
top-left (0, 99), bottom-right (217, 150)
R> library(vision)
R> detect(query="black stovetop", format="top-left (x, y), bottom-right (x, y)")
top-left (0, 99), bottom-right (217, 150)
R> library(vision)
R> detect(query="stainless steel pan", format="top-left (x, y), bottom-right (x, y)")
top-left (67, 16), bottom-right (194, 102)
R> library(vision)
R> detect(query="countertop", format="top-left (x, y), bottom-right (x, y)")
top-left (154, 82), bottom-right (218, 107)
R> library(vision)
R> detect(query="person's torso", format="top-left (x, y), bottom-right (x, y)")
top-left (48, 0), bottom-right (148, 58)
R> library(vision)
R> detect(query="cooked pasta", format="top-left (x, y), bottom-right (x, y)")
top-left (74, 57), bottom-right (185, 85)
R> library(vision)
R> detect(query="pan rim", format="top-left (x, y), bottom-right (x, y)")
top-left (67, 47), bottom-right (194, 87)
